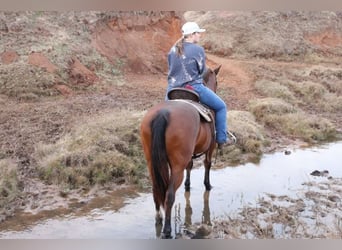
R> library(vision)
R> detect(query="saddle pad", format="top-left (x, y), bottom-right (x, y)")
top-left (171, 99), bottom-right (212, 122)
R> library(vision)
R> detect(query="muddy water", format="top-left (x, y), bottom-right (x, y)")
top-left (1, 142), bottom-right (341, 239)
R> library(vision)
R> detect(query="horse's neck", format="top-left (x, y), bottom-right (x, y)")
top-left (205, 79), bottom-right (216, 92)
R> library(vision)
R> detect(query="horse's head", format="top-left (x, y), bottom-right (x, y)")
top-left (203, 65), bottom-right (221, 93)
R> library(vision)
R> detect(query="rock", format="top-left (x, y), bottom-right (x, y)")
top-left (328, 195), bottom-right (339, 202)
top-left (193, 224), bottom-right (212, 239)
top-left (28, 52), bottom-right (59, 73)
top-left (54, 84), bottom-right (73, 96)
top-left (284, 150), bottom-right (291, 155)
top-left (0, 50), bottom-right (19, 64)
top-left (310, 170), bottom-right (330, 177)
top-left (68, 57), bottom-right (98, 86)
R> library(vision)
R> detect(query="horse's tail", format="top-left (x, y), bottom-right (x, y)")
top-left (150, 109), bottom-right (170, 208)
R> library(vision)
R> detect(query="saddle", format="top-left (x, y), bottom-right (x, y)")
top-left (167, 88), bottom-right (213, 122)
top-left (167, 87), bottom-right (199, 102)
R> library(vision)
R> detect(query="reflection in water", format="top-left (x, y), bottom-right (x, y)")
top-left (184, 191), bottom-right (192, 226)
top-left (154, 216), bottom-right (163, 238)
top-left (154, 190), bottom-right (212, 238)
top-left (155, 190), bottom-right (212, 238)
top-left (202, 190), bottom-right (211, 226)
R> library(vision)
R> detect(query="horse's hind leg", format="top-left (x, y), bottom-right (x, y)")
top-left (152, 190), bottom-right (163, 238)
top-left (154, 205), bottom-right (163, 238)
top-left (162, 170), bottom-right (184, 239)
top-left (153, 194), bottom-right (163, 223)
top-left (184, 160), bottom-right (193, 191)
top-left (162, 185), bottom-right (174, 238)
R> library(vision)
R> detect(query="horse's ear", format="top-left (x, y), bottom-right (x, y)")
top-left (213, 65), bottom-right (222, 75)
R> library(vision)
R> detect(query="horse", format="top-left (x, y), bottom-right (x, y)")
top-left (140, 65), bottom-right (221, 238)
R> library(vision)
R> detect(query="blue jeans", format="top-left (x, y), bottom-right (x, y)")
top-left (166, 84), bottom-right (228, 144)
top-left (192, 83), bottom-right (227, 144)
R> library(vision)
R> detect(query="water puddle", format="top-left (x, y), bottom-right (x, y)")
top-left (1, 142), bottom-right (341, 239)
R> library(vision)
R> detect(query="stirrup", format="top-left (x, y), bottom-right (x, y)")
top-left (216, 131), bottom-right (237, 151)
top-left (227, 131), bottom-right (237, 144)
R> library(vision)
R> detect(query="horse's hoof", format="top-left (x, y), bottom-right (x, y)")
top-left (160, 233), bottom-right (172, 239)
top-left (161, 227), bottom-right (172, 239)
top-left (185, 185), bottom-right (190, 192)
top-left (205, 184), bottom-right (212, 191)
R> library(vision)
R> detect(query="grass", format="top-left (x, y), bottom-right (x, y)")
top-left (255, 79), bottom-right (342, 113)
top-left (0, 11), bottom-right (126, 100)
top-left (0, 159), bottom-right (20, 210)
top-left (249, 98), bottom-right (337, 143)
top-left (0, 63), bottom-right (58, 101)
top-left (283, 80), bottom-right (327, 103)
top-left (217, 110), bottom-right (267, 165)
top-left (34, 109), bottom-right (147, 191)
top-left (264, 113), bottom-right (336, 142)
top-left (249, 98), bottom-right (297, 119)
top-left (254, 80), bottom-right (297, 104)
top-left (280, 80), bottom-right (342, 113)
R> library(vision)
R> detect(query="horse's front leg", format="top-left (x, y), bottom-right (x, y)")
top-left (203, 155), bottom-right (212, 190)
top-left (184, 160), bottom-right (193, 191)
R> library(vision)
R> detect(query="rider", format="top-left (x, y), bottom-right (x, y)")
top-left (166, 21), bottom-right (236, 148)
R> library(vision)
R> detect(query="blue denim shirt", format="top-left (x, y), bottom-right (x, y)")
top-left (167, 42), bottom-right (206, 88)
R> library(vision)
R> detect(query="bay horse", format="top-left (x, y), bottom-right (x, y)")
top-left (140, 65), bottom-right (221, 238)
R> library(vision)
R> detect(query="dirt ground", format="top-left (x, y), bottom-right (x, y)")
top-left (0, 11), bottom-right (342, 238)
top-left (180, 175), bottom-right (342, 239)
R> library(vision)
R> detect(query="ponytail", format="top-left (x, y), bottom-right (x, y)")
top-left (174, 37), bottom-right (184, 56)
top-left (174, 34), bottom-right (190, 56)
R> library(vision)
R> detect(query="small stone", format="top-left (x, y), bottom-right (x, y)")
top-left (328, 195), bottom-right (339, 202)
top-left (284, 150), bottom-right (291, 155)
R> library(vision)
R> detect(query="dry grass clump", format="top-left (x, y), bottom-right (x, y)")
top-left (218, 111), bottom-right (267, 165)
top-left (34, 110), bottom-right (146, 191)
top-left (283, 80), bottom-right (327, 103)
top-left (254, 80), bottom-right (297, 103)
top-left (281, 80), bottom-right (342, 113)
top-left (308, 68), bottom-right (342, 94)
top-left (249, 98), bottom-right (297, 120)
top-left (323, 80), bottom-right (342, 95)
top-left (249, 98), bottom-right (336, 142)
top-left (321, 94), bottom-right (342, 113)
top-left (0, 159), bottom-right (20, 211)
top-left (0, 63), bottom-right (58, 101)
top-left (264, 113), bottom-right (336, 142)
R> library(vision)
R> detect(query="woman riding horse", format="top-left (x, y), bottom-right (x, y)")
top-left (140, 21), bottom-right (236, 239)
top-left (140, 66), bottom-right (220, 238)
top-left (166, 21), bottom-right (236, 148)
